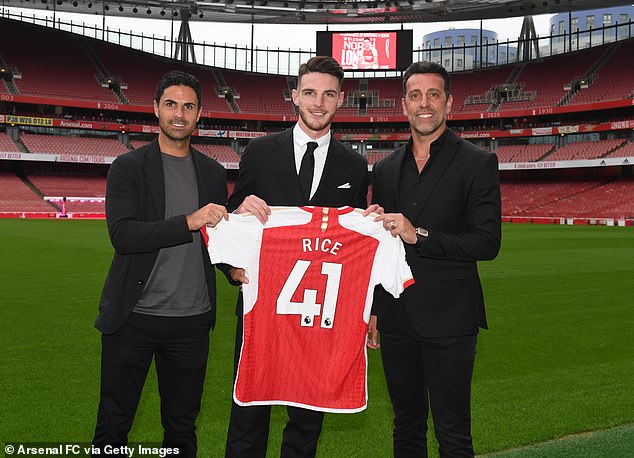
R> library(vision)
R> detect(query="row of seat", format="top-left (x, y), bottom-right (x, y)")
top-left (3, 133), bottom-right (633, 163)
top-left (501, 178), bottom-right (634, 218)
top-left (1, 19), bottom-right (632, 117)
top-left (2, 171), bottom-right (633, 218)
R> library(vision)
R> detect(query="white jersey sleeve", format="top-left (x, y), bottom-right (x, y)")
top-left (205, 212), bottom-right (263, 269)
top-left (374, 229), bottom-right (414, 299)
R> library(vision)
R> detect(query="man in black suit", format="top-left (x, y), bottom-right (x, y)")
top-left (93, 71), bottom-right (228, 457)
top-left (368, 61), bottom-right (501, 457)
top-left (223, 56), bottom-right (369, 458)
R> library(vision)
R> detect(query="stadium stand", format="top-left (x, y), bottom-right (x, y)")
top-left (0, 19), bottom-right (632, 222)
top-left (0, 20), bottom-right (119, 102)
top-left (20, 133), bottom-right (129, 157)
top-left (223, 70), bottom-right (295, 115)
top-left (366, 77), bottom-right (402, 116)
top-left (28, 174), bottom-right (106, 196)
top-left (451, 66), bottom-right (514, 113)
top-left (501, 179), bottom-right (607, 215)
top-left (27, 174), bottom-right (106, 213)
top-left (568, 40), bottom-right (634, 105)
top-left (494, 143), bottom-right (555, 163)
top-left (0, 132), bottom-right (19, 152)
top-left (0, 171), bottom-right (55, 212)
top-left (191, 143), bottom-right (240, 162)
top-left (545, 139), bottom-right (626, 161)
top-left (128, 139), bottom-right (153, 150)
top-left (513, 179), bottom-right (634, 218)
top-left (497, 45), bottom-right (605, 111)
top-left (89, 40), bottom-right (230, 112)
top-left (606, 140), bottom-right (634, 158)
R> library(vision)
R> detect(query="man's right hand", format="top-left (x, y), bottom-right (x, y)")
top-left (229, 268), bottom-right (249, 284)
top-left (186, 203), bottom-right (228, 231)
top-left (236, 195), bottom-right (271, 224)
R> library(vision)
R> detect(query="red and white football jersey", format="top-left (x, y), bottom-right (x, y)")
top-left (204, 206), bottom-right (414, 413)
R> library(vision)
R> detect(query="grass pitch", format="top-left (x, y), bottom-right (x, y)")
top-left (0, 220), bottom-right (632, 457)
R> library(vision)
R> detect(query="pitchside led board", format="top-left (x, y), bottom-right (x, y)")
top-left (316, 30), bottom-right (413, 71)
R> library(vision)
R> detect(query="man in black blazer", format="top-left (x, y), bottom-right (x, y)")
top-left (223, 56), bottom-right (369, 458)
top-left (369, 61), bottom-right (501, 457)
top-left (93, 71), bottom-right (228, 457)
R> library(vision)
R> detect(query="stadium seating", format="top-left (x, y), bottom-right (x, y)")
top-left (27, 174), bottom-right (106, 213)
top-left (568, 40), bottom-right (634, 105)
top-left (606, 140), bottom-right (634, 158)
top-left (451, 67), bottom-right (514, 113)
top-left (0, 132), bottom-right (19, 152)
top-left (191, 143), bottom-right (240, 163)
top-left (498, 46), bottom-right (605, 111)
top-left (366, 77), bottom-right (402, 116)
top-left (501, 179), bottom-right (603, 216)
top-left (0, 20), bottom-right (119, 102)
top-left (128, 139), bottom-right (152, 150)
top-left (0, 171), bottom-right (54, 212)
top-left (494, 143), bottom-right (555, 163)
top-left (223, 70), bottom-right (295, 115)
top-left (501, 178), bottom-right (634, 219)
top-left (89, 40), bottom-right (230, 112)
top-left (1, 19), bottom-right (633, 222)
top-left (29, 174), bottom-right (106, 196)
top-left (545, 139), bottom-right (625, 161)
top-left (21, 133), bottom-right (128, 157)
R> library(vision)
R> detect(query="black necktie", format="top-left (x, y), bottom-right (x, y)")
top-left (299, 141), bottom-right (318, 202)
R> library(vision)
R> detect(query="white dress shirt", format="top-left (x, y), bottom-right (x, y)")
top-left (293, 124), bottom-right (330, 200)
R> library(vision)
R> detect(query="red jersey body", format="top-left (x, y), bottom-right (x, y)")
top-left (205, 206), bottom-right (413, 413)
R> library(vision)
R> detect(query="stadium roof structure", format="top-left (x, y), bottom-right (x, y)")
top-left (4, 0), bottom-right (632, 24)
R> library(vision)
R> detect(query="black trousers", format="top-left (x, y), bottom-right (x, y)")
top-left (93, 311), bottom-right (213, 458)
top-left (380, 313), bottom-right (477, 458)
top-left (225, 305), bottom-right (324, 458)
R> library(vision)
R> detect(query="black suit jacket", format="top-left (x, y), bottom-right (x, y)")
top-left (95, 140), bottom-right (228, 334)
top-left (372, 129), bottom-right (501, 338)
top-left (228, 128), bottom-right (368, 211)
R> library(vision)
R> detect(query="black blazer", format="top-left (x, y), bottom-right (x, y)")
top-left (95, 140), bottom-right (228, 334)
top-left (228, 128), bottom-right (368, 211)
top-left (372, 129), bottom-right (501, 338)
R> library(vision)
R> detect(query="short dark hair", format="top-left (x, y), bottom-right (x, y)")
top-left (155, 71), bottom-right (202, 108)
top-left (297, 56), bottom-right (344, 90)
top-left (402, 61), bottom-right (451, 97)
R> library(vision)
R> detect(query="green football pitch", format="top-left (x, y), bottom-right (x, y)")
top-left (1, 219), bottom-right (633, 457)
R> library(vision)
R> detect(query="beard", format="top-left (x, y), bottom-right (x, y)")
top-left (409, 111), bottom-right (446, 138)
top-left (298, 106), bottom-right (336, 134)
top-left (159, 118), bottom-right (195, 142)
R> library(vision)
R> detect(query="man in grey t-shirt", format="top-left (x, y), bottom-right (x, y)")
top-left (93, 71), bottom-right (228, 457)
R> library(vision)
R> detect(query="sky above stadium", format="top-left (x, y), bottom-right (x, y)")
top-left (6, 6), bottom-right (553, 50)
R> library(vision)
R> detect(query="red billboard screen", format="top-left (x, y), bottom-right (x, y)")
top-left (333, 32), bottom-right (397, 70)
top-left (317, 30), bottom-right (413, 72)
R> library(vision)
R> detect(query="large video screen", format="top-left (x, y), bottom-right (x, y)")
top-left (317, 30), bottom-right (413, 71)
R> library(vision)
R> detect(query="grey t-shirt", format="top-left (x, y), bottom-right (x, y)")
top-left (134, 152), bottom-right (211, 316)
